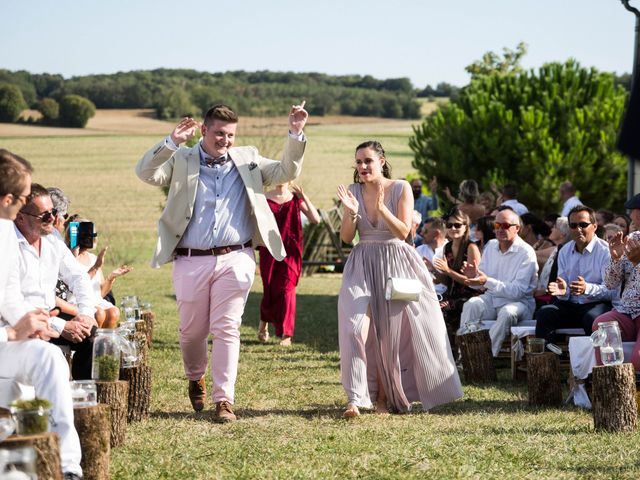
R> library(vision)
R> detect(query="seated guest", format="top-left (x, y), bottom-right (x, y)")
top-left (474, 215), bottom-right (496, 252)
top-left (624, 193), bottom-right (640, 232)
top-left (444, 179), bottom-right (486, 225)
top-left (520, 212), bottom-right (553, 251)
top-left (498, 184), bottom-right (528, 216)
top-left (416, 217), bottom-right (447, 267)
top-left (0, 150), bottom-right (83, 479)
top-left (479, 191), bottom-right (495, 216)
top-left (410, 176), bottom-right (438, 233)
top-left (595, 209), bottom-right (615, 239)
top-left (559, 181), bottom-right (581, 217)
top-left (613, 213), bottom-right (632, 236)
top-left (47, 187), bottom-right (70, 235)
top-left (592, 231), bottom-right (640, 371)
top-left (432, 208), bottom-right (481, 352)
top-left (604, 223), bottom-right (624, 243)
top-left (65, 218), bottom-right (132, 328)
top-left (534, 217), bottom-right (571, 308)
top-left (14, 184), bottom-right (97, 380)
top-left (543, 213), bottom-right (560, 231)
top-left (410, 210), bottom-right (423, 246)
top-left (535, 206), bottom-right (615, 344)
top-left (458, 209), bottom-right (538, 356)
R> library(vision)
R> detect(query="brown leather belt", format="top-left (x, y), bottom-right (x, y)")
top-left (175, 241), bottom-right (252, 257)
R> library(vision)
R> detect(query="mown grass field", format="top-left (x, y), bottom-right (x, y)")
top-left (2, 110), bottom-right (640, 479)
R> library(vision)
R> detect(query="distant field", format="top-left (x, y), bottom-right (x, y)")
top-left (3, 107), bottom-right (640, 479)
top-left (0, 109), bottom-right (421, 267)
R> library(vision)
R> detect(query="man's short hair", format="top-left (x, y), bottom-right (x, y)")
top-left (568, 205), bottom-right (596, 224)
top-left (203, 104), bottom-right (238, 126)
top-left (0, 149), bottom-right (33, 197)
top-left (47, 187), bottom-right (70, 219)
top-left (500, 184), bottom-right (518, 199)
top-left (23, 183), bottom-right (50, 212)
top-left (424, 217), bottom-right (446, 234)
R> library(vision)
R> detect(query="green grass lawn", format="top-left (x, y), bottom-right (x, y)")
top-left (3, 115), bottom-right (640, 478)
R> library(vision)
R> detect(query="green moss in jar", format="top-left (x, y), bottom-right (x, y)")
top-left (96, 355), bottom-right (120, 381)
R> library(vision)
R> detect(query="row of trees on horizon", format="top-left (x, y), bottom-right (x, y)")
top-left (0, 69), bottom-right (433, 123)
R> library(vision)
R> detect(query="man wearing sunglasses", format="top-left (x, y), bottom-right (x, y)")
top-left (0, 151), bottom-right (84, 480)
top-left (14, 184), bottom-right (98, 380)
top-left (458, 209), bottom-right (538, 356)
top-left (535, 205), bottom-right (615, 344)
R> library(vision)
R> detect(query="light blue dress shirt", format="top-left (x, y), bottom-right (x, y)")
top-left (556, 236), bottom-right (616, 304)
top-left (178, 142), bottom-right (253, 250)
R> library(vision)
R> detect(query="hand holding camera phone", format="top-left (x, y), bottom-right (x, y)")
top-left (69, 221), bottom-right (97, 249)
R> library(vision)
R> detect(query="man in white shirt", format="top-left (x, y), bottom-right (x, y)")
top-left (498, 184), bottom-right (528, 217)
top-left (14, 183), bottom-right (97, 380)
top-left (559, 181), bottom-right (582, 217)
top-left (0, 150), bottom-right (83, 480)
top-left (458, 209), bottom-right (538, 356)
top-left (535, 205), bottom-right (614, 344)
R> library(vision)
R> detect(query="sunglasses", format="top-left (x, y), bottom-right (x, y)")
top-left (569, 221), bottom-right (592, 230)
top-left (494, 222), bottom-right (518, 230)
top-left (446, 222), bottom-right (465, 229)
top-left (22, 208), bottom-right (58, 223)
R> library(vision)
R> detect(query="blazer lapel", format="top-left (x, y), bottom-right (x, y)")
top-left (186, 146), bottom-right (200, 208)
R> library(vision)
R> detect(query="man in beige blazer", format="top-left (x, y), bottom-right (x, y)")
top-left (135, 103), bottom-right (308, 422)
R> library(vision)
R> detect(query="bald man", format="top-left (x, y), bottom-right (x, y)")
top-left (458, 209), bottom-right (538, 356)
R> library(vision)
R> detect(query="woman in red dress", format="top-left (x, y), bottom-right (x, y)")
top-left (258, 182), bottom-right (320, 346)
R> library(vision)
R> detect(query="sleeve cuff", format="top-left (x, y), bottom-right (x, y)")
top-left (0, 328), bottom-right (7, 343)
top-left (164, 136), bottom-right (179, 151)
top-left (49, 317), bottom-right (66, 334)
top-left (288, 131), bottom-right (305, 141)
top-left (484, 277), bottom-right (499, 291)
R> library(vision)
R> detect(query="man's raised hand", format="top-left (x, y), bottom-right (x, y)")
top-left (288, 101), bottom-right (308, 136)
top-left (170, 117), bottom-right (201, 146)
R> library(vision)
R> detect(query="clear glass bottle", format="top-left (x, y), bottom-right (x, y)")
top-left (92, 329), bottom-right (122, 381)
top-left (590, 321), bottom-right (624, 366)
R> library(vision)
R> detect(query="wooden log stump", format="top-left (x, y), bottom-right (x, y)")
top-left (133, 331), bottom-right (149, 367)
top-left (95, 380), bottom-right (128, 448)
top-left (592, 363), bottom-right (637, 432)
top-left (1, 432), bottom-right (62, 480)
top-left (140, 311), bottom-right (155, 347)
top-left (119, 365), bottom-right (152, 422)
top-left (73, 404), bottom-right (110, 480)
top-left (457, 330), bottom-right (497, 383)
top-left (527, 352), bottom-right (562, 406)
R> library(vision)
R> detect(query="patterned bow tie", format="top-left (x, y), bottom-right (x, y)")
top-left (205, 155), bottom-right (228, 167)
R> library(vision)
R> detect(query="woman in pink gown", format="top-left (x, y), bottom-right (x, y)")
top-left (258, 183), bottom-right (320, 346)
top-left (337, 141), bottom-right (462, 418)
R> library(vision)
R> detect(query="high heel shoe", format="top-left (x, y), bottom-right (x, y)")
top-left (258, 321), bottom-right (269, 343)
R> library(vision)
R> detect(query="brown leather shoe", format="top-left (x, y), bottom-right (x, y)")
top-left (214, 400), bottom-right (237, 423)
top-left (188, 377), bottom-right (206, 412)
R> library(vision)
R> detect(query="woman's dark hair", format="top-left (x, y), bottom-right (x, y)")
top-left (353, 140), bottom-right (392, 183)
top-left (475, 215), bottom-right (496, 248)
top-left (444, 207), bottom-right (471, 273)
top-left (521, 212), bottom-right (551, 237)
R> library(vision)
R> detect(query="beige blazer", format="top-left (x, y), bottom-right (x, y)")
top-left (135, 137), bottom-right (305, 267)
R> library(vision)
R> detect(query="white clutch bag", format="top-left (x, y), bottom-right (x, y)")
top-left (384, 277), bottom-right (422, 302)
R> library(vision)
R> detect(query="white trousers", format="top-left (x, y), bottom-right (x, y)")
top-left (459, 294), bottom-right (531, 357)
top-left (0, 339), bottom-right (82, 476)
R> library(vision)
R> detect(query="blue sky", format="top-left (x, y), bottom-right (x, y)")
top-left (2, 0), bottom-right (635, 88)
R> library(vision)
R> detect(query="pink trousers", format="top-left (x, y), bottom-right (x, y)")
top-left (172, 248), bottom-right (256, 404)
